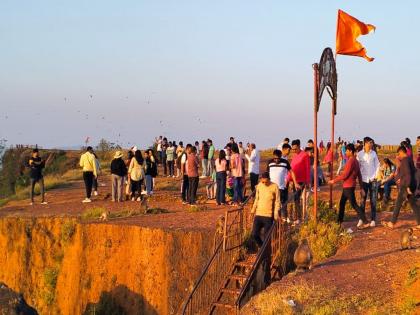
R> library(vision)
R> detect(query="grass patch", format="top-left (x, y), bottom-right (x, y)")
top-left (61, 169), bottom-right (83, 181)
top-left (44, 267), bottom-right (59, 289)
top-left (187, 204), bottom-right (208, 213)
top-left (61, 221), bottom-right (76, 243)
top-left (155, 180), bottom-right (180, 191)
top-left (108, 208), bottom-right (143, 219)
top-left (144, 207), bottom-right (169, 215)
top-left (0, 175), bottom-right (70, 207)
top-left (405, 266), bottom-right (419, 287)
top-left (41, 290), bottom-right (55, 306)
top-left (244, 281), bottom-right (399, 315)
top-left (15, 176), bottom-right (71, 199)
top-left (81, 207), bottom-right (105, 220)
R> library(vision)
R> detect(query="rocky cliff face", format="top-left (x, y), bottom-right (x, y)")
top-left (0, 217), bottom-right (213, 315)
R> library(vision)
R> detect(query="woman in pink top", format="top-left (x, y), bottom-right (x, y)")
top-left (187, 146), bottom-right (200, 205)
top-left (215, 150), bottom-right (228, 205)
top-left (230, 145), bottom-right (244, 204)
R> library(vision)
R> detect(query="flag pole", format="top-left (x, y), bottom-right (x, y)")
top-left (329, 53), bottom-right (337, 210)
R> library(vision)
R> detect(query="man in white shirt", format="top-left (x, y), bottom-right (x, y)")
top-left (245, 143), bottom-right (260, 192)
top-left (267, 145), bottom-right (300, 221)
top-left (356, 137), bottom-right (380, 227)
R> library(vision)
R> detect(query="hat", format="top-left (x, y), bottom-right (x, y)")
top-left (114, 151), bottom-right (123, 159)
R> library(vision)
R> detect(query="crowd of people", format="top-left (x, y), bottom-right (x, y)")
top-left (26, 135), bottom-right (420, 234)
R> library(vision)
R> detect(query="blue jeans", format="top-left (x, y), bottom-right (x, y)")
top-left (361, 181), bottom-right (378, 221)
top-left (383, 179), bottom-right (395, 200)
top-left (216, 172), bottom-right (227, 204)
top-left (233, 177), bottom-right (243, 203)
top-left (145, 175), bottom-right (153, 195)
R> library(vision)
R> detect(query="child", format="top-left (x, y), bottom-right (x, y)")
top-left (226, 174), bottom-right (234, 202)
top-left (206, 169), bottom-right (217, 200)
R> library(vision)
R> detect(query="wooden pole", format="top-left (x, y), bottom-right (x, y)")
top-left (313, 63), bottom-right (319, 220)
top-left (329, 99), bottom-right (336, 210)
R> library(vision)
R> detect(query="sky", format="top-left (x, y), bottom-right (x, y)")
top-left (0, 0), bottom-right (419, 150)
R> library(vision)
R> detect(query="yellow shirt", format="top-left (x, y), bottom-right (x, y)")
top-left (251, 182), bottom-right (280, 220)
top-left (79, 152), bottom-right (97, 176)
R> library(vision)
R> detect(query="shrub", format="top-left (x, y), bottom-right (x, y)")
top-left (298, 219), bottom-right (352, 263)
top-left (81, 207), bottom-right (106, 220)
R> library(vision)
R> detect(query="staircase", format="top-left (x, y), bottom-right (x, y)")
top-left (209, 253), bottom-right (256, 314)
top-left (182, 193), bottom-right (287, 315)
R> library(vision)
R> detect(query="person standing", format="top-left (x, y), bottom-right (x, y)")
top-left (245, 143), bottom-right (260, 192)
top-left (267, 146), bottom-right (300, 221)
top-left (144, 150), bottom-right (157, 195)
top-left (128, 150), bottom-right (144, 201)
top-left (329, 144), bottom-right (369, 228)
top-left (200, 140), bottom-right (209, 178)
top-left (156, 136), bottom-right (163, 164)
top-left (176, 141), bottom-right (184, 178)
top-left (383, 146), bottom-right (420, 229)
top-left (230, 144), bottom-right (244, 205)
top-left (207, 139), bottom-right (215, 176)
top-left (161, 137), bottom-right (168, 176)
top-left (28, 149), bottom-right (47, 205)
top-left (187, 146), bottom-right (200, 205)
top-left (166, 141), bottom-right (175, 177)
top-left (277, 137), bottom-right (290, 151)
top-left (288, 140), bottom-right (311, 224)
top-left (92, 152), bottom-right (101, 196)
top-left (180, 144), bottom-right (191, 204)
top-left (79, 146), bottom-right (97, 203)
top-left (110, 151), bottom-right (127, 202)
top-left (251, 172), bottom-right (280, 246)
top-left (194, 141), bottom-right (200, 156)
top-left (215, 150), bottom-right (228, 205)
top-left (356, 137), bottom-right (380, 227)
top-left (124, 150), bottom-right (134, 200)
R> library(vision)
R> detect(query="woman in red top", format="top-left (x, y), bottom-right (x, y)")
top-left (329, 143), bottom-right (369, 229)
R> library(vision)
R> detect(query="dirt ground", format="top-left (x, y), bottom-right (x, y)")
top-left (0, 175), bottom-right (229, 231)
top-left (1, 161), bottom-right (420, 313)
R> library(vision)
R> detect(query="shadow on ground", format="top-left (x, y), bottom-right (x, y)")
top-left (83, 285), bottom-right (157, 315)
top-left (0, 282), bottom-right (38, 315)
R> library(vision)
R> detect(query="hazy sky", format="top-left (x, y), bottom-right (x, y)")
top-left (0, 0), bottom-right (418, 149)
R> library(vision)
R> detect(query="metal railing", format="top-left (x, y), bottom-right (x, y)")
top-left (234, 221), bottom-right (284, 310)
top-left (181, 192), bottom-right (256, 315)
top-left (181, 208), bottom-right (244, 315)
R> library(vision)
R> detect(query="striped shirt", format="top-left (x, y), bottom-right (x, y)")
top-left (267, 158), bottom-right (291, 189)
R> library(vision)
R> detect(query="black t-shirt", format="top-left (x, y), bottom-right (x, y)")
top-left (29, 157), bottom-right (45, 179)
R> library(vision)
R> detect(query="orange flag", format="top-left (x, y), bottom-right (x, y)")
top-left (336, 9), bottom-right (375, 61)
